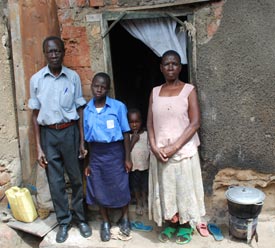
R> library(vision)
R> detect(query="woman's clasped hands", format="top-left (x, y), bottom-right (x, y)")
top-left (153, 144), bottom-right (178, 163)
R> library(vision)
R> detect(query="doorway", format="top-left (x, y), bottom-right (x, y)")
top-left (108, 16), bottom-right (189, 125)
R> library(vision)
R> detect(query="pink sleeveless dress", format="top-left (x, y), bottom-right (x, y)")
top-left (152, 83), bottom-right (200, 159)
top-left (148, 83), bottom-right (206, 227)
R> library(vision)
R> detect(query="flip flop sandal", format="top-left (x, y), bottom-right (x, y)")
top-left (158, 226), bottom-right (177, 242)
top-left (131, 221), bottom-right (153, 232)
top-left (176, 227), bottom-right (194, 245)
top-left (196, 222), bottom-right (209, 237)
top-left (207, 223), bottom-right (224, 241)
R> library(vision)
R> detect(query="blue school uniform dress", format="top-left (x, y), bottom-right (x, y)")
top-left (84, 96), bottom-right (131, 208)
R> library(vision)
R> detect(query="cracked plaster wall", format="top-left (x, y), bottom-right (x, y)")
top-left (0, 0), bottom-right (21, 200)
top-left (195, 0), bottom-right (275, 197)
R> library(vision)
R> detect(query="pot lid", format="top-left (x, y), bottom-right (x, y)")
top-left (225, 186), bottom-right (265, 205)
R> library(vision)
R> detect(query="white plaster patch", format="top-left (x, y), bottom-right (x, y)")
top-left (237, 144), bottom-right (245, 161)
top-left (86, 14), bottom-right (101, 22)
top-left (250, 116), bottom-right (255, 122)
top-left (1, 34), bottom-right (7, 48)
top-left (265, 134), bottom-right (272, 138)
top-left (214, 152), bottom-right (223, 164)
top-left (200, 91), bottom-right (207, 101)
top-left (210, 107), bottom-right (217, 121)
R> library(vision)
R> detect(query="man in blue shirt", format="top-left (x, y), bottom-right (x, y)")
top-left (28, 36), bottom-right (91, 243)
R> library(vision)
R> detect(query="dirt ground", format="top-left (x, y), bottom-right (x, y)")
top-left (1, 203), bottom-right (275, 248)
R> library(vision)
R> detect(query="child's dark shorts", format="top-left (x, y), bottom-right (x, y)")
top-left (129, 169), bottom-right (148, 193)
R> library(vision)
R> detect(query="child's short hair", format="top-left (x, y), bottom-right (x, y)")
top-left (127, 108), bottom-right (142, 120)
top-left (92, 72), bottom-right (111, 89)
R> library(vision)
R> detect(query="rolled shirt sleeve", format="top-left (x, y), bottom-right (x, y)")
top-left (28, 76), bottom-right (41, 110)
top-left (118, 103), bottom-right (131, 133)
top-left (72, 72), bottom-right (86, 108)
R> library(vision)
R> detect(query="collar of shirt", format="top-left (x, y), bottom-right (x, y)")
top-left (42, 65), bottom-right (68, 78)
top-left (86, 96), bottom-right (111, 113)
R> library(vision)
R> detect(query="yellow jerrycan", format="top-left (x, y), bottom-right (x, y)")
top-left (5, 186), bottom-right (38, 222)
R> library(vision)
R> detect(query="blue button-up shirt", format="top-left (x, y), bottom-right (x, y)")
top-left (84, 96), bottom-right (130, 143)
top-left (28, 65), bottom-right (86, 125)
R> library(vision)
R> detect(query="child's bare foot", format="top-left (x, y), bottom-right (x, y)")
top-left (171, 213), bottom-right (179, 223)
top-left (135, 204), bottom-right (143, 215)
top-left (142, 201), bottom-right (148, 213)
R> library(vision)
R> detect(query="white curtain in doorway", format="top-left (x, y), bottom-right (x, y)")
top-left (121, 17), bottom-right (187, 64)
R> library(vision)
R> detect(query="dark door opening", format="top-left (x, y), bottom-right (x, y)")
top-left (109, 18), bottom-right (188, 126)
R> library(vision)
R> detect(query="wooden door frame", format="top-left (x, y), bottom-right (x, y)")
top-left (100, 10), bottom-right (197, 97)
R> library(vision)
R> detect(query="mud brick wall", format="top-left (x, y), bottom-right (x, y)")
top-left (0, 0), bottom-right (21, 200)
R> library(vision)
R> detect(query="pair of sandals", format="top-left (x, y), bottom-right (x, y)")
top-left (196, 222), bottom-right (224, 241)
top-left (159, 226), bottom-right (194, 245)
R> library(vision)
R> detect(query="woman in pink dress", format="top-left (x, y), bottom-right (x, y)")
top-left (147, 50), bottom-right (205, 244)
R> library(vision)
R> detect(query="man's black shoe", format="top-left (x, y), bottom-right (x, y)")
top-left (56, 224), bottom-right (70, 243)
top-left (78, 222), bottom-right (92, 238)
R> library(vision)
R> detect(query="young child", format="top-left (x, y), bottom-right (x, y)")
top-left (83, 72), bottom-right (132, 242)
top-left (127, 108), bottom-right (150, 216)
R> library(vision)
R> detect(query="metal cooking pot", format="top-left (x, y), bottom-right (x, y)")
top-left (225, 186), bottom-right (265, 219)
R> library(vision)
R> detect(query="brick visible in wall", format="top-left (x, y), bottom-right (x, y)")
top-left (206, 0), bottom-right (224, 39)
top-left (62, 26), bottom-right (91, 67)
top-left (75, 0), bottom-right (89, 7)
top-left (56, 0), bottom-right (89, 8)
top-left (90, 0), bottom-right (105, 7)
top-left (74, 68), bottom-right (94, 85)
top-left (58, 9), bottom-right (74, 25)
top-left (207, 21), bottom-right (219, 38)
top-left (55, 0), bottom-right (71, 9)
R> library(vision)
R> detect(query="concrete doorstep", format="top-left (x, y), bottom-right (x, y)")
top-left (1, 204), bottom-right (275, 248)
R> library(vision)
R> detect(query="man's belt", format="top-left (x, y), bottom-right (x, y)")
top-left (46, 120), bottom-right (76, 130)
